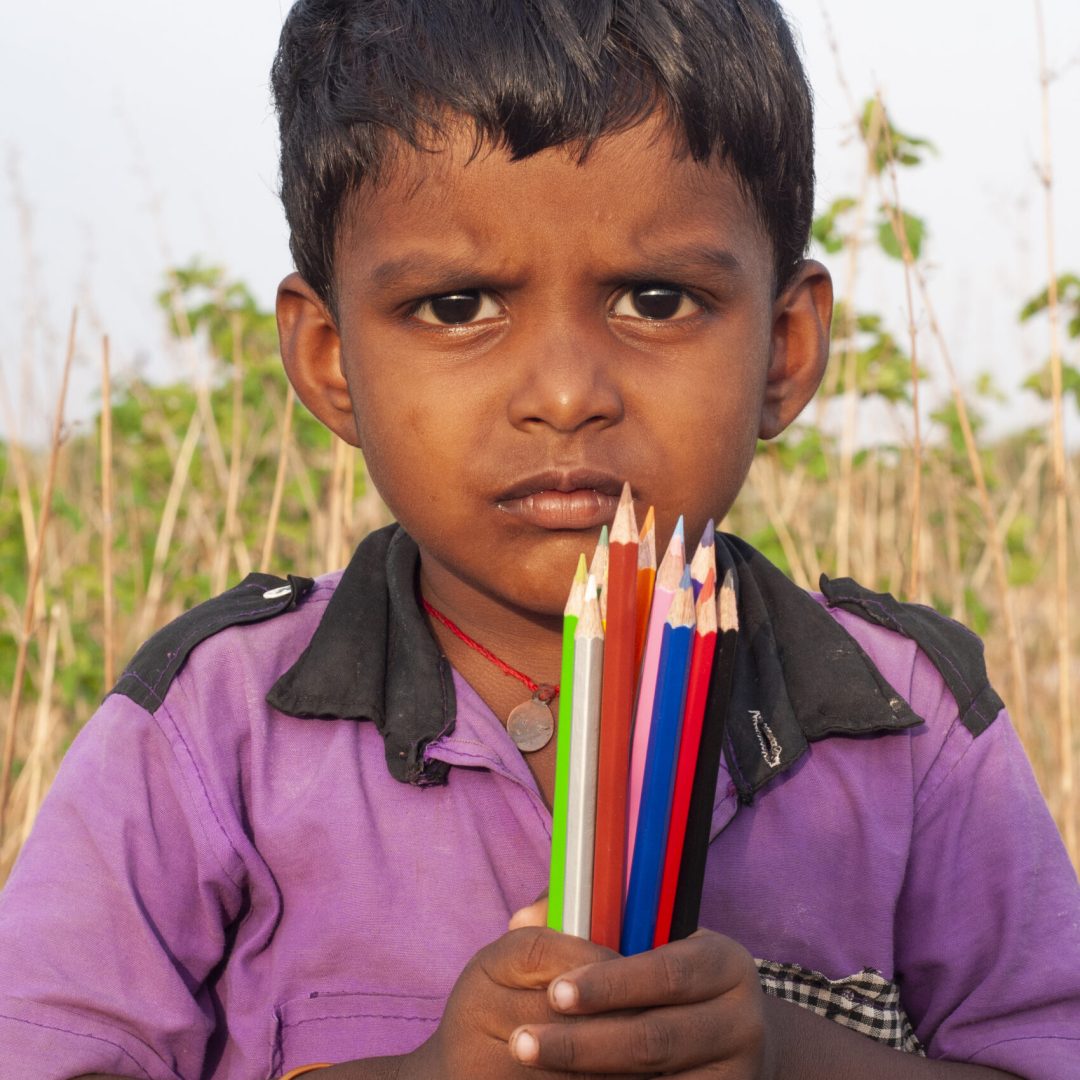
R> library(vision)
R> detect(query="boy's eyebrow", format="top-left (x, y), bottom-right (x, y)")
top-left (369, 252), bottom-right (488, 290)
top-left (367, 244), bottom-right (744, 290)
top-left (628, 244), bottom-right (743, 280)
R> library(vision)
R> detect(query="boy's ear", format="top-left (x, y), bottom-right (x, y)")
top-left (276, 272), bottom-right (361, 447)
top-left (759, 259), bottom-right (833, 440)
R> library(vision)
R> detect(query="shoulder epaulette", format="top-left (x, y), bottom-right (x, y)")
top-left (111, 572), bottom-right (315, 713)
top-left (820, 575), bottom-right (1003, 736)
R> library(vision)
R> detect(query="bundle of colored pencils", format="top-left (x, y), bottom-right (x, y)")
top-left (547, 484), bottom-right (739, 955)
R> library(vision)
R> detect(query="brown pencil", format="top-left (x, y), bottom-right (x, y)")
top-left (590, 482), bottom-right (639, 949)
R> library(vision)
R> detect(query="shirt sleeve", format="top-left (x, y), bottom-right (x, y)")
top-left (894, 700), bottom-right (1080, 1075)
top-left (0, 692), bottom-right (245, 1079)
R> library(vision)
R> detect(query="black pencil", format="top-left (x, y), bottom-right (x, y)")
top-left (668, 567), bottom-right (738, 941)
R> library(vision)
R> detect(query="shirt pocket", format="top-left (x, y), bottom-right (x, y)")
top-left (272, 989), bottom-right (444, 1074)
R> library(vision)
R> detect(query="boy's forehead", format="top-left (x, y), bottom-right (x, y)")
top-left (340, 114), bottom-right (768, 268)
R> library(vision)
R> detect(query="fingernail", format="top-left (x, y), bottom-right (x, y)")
top-left (511, 1028), bottom-right (540, 1063)
top-left (550, 978), bottom-right (578, 1011)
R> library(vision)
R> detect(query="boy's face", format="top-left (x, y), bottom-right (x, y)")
top-left (278, 116), bottom-right (831, 622)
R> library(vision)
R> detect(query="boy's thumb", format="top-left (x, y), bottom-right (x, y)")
top-left (508, 891), bottom-right (549, 930)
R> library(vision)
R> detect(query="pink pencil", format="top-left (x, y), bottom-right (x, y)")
top-left (625, 517), bottom-right (685, 892)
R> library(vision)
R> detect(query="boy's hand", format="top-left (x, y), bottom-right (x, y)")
top-left (506, 929), bottom-right (772, 1079)
top-left (400, 893), bottom-right (771, 1080)
top-left (404, 924), bottom-right (646, 1080)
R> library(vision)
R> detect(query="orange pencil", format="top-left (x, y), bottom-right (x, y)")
top-left (653, 568), bottom-right (717, 947)
top-left (590, 483), bottom-right (639, 949)
top-left (633, 507), bottom-right (657, 674)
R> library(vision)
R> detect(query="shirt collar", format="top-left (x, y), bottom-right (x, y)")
top-left (267, 524), bottom-right (922, 795)
top-left (714, 534), bottom-right (922, 801)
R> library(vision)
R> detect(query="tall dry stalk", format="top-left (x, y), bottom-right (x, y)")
top-left (259, 385), bottom-right (296, 574)
top-left (212, 316), bottom-right (246, 595)
top-left (875, 94), bottom-right (926, 602)
top-left (20, 608), bottom-right (59, 845)
top-left (325, 437), bottom-right (346, 572)
top-left (1034, 0), bottom-right (1074, 858)
top-left (0, 310), bottom-right (77, 837)
top-left (136, 408), bottom-right (203, 642)
top-left (101, 336), bottom-right (116, 690)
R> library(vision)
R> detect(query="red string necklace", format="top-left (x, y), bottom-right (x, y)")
top-left (421, 596), bottom-right (559, 752)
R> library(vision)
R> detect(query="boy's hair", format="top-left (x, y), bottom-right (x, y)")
top-left (271, 0), bottom-right (815, 315)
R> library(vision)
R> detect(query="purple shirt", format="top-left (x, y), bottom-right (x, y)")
top-left (1, 534), bottom-right (1078, 1078)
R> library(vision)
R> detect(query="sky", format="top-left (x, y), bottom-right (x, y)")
top-left (1, 0), bottom-right (1078, 444)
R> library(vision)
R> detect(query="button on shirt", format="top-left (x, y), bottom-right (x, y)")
top-left (1, 527), bottom-right (1078, 1078)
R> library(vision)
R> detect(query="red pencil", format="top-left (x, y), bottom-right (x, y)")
top-left (590, 482), bottom-right (639, 950)
top-left (653, 568), bottom-right (717, 948)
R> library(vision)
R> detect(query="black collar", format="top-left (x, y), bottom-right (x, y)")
top-left (267, 524), bottom-right (922, 797)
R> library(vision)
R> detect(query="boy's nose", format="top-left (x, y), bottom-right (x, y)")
top-left (505, 323), bottom-right (624, 435)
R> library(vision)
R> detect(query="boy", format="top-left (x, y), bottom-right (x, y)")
top-left (1, 0), bottom-right (1078, 1077)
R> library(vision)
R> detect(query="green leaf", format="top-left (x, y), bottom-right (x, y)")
top-left (1022, 360), bottom-right (1080, 408)
top-left (877, 208), bottom-right (925, 261)
top-left (812, 196), bottom-right (859, 255)
top-left (859, 98), bottom-right (937, 175)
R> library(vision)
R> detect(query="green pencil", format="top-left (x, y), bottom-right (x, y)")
top-left (548, 554), bottom-right (588, 931)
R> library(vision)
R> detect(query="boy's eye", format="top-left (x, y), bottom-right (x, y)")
top-left (412, 290), bottom-right (502, 326)
top-left (612, 285), bottom-right (700, 321)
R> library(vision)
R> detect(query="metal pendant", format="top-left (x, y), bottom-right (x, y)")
top-left (506, 694), bottom-right (555, 753)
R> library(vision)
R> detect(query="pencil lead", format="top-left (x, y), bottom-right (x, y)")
top-left (699, 519), bottom-right (715, 547)
top-left (673, 515), bottom-right (684, 542)
top-left (679, 565), bottom-right (692, 590)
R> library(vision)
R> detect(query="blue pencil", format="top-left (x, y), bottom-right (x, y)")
top-left (620, 567), bottom-right (696, 956)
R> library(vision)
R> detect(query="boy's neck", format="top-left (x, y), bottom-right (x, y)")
top-left (419, 569), bottom-right (565, 807)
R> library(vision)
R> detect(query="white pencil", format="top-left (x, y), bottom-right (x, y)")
top-left (563, 574), bottom-right (605, 939)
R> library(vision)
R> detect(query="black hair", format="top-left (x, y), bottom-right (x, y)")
top-left (271, 0), bottom-right (814, 311)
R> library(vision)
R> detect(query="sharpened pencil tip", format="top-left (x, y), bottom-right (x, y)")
top-left (719, 568), bottom-right (738, 632)
top-left (699, 519), bottom-right (715, 547)
top-left (611, 482), bottom-right (638, 542)
top-left (673, 516), bottom-right (684, 541)
top-left (565, 554), bottom-right (590, 617)
top-left (640, 505), bottom-right (655, 538)
top-left (667, 567), bottom-right (697, 625)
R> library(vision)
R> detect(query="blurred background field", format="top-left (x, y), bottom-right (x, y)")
top-left (1, 2), bottom-right (1078, 878)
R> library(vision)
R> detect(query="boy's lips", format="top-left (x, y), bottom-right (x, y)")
top-left (495, 470), bottom-right (626, 530)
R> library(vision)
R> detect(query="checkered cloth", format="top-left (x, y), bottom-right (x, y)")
top-left (756, 959), bottom-right (925, 1055)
